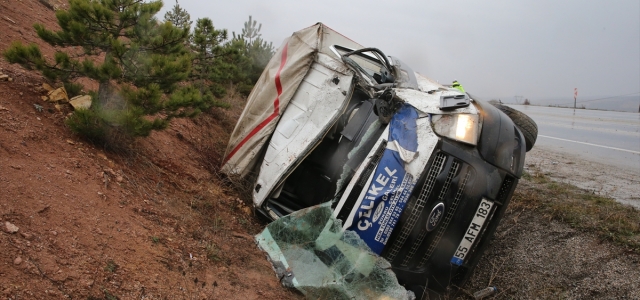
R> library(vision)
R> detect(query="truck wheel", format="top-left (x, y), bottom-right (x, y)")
top-left (492, 104), bottom-right (538, 152)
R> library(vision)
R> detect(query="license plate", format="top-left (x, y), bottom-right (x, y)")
top-left (451, 198), bottom-right (494, 266)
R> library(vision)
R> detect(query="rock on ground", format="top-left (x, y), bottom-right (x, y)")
top-left (4, 222), bottom-right (19, 233)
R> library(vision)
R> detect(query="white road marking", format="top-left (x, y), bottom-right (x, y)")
top-left (538, 135), bottom-right (640, 155)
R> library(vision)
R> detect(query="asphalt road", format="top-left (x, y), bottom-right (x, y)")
top-left (507, 105), bottom-right (640, 174)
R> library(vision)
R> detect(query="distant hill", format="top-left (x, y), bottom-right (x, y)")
top-left (490, 95), bottom-right (639, 112)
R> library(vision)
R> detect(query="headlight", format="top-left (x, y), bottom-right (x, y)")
top-left (431, 113), bottom-right (480, 145)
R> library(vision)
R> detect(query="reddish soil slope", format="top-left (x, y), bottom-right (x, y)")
top-left (0, 1), bottom-right (298, 299)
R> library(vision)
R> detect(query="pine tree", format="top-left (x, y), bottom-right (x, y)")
top-left (232, 15), bottom-right (274, 93)
top-left (3, 0), bottom-right (219, 143)
top-left (191, 17), bottom-right (247, 98)
top-left (164, 0), bottom-right (192, 31)
top-left (238, 15), bottom-right (261, 45)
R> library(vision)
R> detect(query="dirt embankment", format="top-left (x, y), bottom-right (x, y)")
top-left (1, 1), bottom-right (298, 299)
top-left (0, 68), bottom-right (299, 299)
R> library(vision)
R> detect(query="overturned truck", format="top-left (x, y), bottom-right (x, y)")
top-left (222, 23), bottom-right (537, 297)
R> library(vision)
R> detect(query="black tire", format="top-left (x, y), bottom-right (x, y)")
top-left (492, 104), bottom-right (538, 152)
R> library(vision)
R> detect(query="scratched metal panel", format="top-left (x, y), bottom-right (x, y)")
top-left (254, 62), bottom-right (353, 207)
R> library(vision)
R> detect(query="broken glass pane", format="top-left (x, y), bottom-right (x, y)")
top-left (256, 202), bottom-right (415, 300)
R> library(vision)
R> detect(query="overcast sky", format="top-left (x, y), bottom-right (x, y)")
top-left (160, 0), bottom-right (640, 102)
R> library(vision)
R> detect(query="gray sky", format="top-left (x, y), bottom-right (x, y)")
top-left (160, 0), bottom-right (640, 102)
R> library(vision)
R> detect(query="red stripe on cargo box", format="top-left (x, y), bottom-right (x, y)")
top-left (224, 43), bottom-right (289, 164)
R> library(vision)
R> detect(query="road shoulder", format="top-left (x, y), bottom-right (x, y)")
top-left (525, 145), bottom-right (640, 208)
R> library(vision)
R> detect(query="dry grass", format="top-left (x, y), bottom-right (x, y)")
top-left (513, 168), bottom-right (640, 252)
top-left (184, 86), bottom-right (259, 204)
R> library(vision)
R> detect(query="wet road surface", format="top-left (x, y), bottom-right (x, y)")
top-left (507, 105), bottom-right (640, 173)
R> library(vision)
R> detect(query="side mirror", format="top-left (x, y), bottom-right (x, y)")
top-left (440, 94), bottom-right (470, 111)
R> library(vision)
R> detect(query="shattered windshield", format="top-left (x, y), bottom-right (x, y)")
top-left (256, 202), bottom-right (415, 300)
